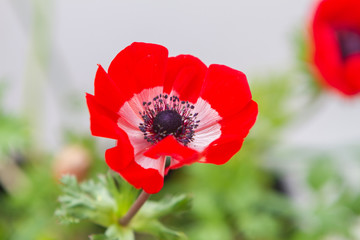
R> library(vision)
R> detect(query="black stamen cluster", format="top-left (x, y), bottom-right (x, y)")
top-left (139, 94), bottom-right (200, 145)
top-left (337, 29), bottom-right (360, 60)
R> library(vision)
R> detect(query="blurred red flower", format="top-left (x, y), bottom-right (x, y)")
top-left (86, 42), bottom-right (258, 194)
top-left (311, 0), bottom-right (360, 96)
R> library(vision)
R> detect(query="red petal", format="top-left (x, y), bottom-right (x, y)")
top-left (313, 25), bottom-right (345, 92)
top-left (164, 55), bottom-right (207, 103)
top-left (201, 101), bottom-right (258, 165)
top-left (119, 159), bottom-right (164, 194)
top-left (105, 140), bottom-right (134, 172)
top-left (219, 100), bottom-right (258, 137)
top-left (344, 56), bottom-right (360, 95)
top-left (94, 64), bottom-right (126, 113)
top-left (201, 135), bottom-right (244, 165)
top-left (144, 136), bottom-right (199, 165)
top-left (315, 0), bottom-right (360, 26)
top-left (106, 143), bottom-right (164, 194)
top-left (86, 93), bottom-right (128, 140)
top-left (108, 42), bottom-right (168, 101)
top-left (200, 64), bottom-right (252, 118)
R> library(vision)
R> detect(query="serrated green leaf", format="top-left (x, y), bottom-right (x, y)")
top-left (56, 175), bottom-right (191, 239)
top-left (56, 175), bottom-right (118, 227)
top-left (54, 208), bottom-right (80, 224)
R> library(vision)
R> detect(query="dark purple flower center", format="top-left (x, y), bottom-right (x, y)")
top-left (153, 110), bottom-right (182, 135)
top-left (139, 94), bottom-right (199, 145)
top-left (337, 29), bottom-right (360, 60)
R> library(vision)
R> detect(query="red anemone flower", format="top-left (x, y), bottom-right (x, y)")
top-left (86, 42), bottom-right (258, 194)
top-left (310, 0), bottom-right (360, 96)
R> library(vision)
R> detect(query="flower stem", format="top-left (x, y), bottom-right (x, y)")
top-left (119, 190), bottom-right (151, 226)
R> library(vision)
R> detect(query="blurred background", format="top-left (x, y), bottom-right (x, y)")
top-left (1, 0), bottom-right (360, 239)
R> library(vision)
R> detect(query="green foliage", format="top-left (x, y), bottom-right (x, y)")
top-left (56, 174), bottom-right (119, 227)
top-left (132, 195), bottom-right (191, 240)
top-left (297, 155), bottom-right (360, 239)
top-left (89, 225), bottom-right (135, 240)
top-left (307, 157), bottom-right (341, 191)
top-left (292, 29), bottom-right (322, 96)
top-left (0, 154), bottom-right (98, 240)
top-left (56, 173), bottom-right (191, 239)
top-left (252, 72), bottom-right (297, 130)
top-left (176, 157), bottom-right (295, 240)
top-left (0, 113), bottom-right (29, 157)
top-left (90, 234), bottom-right (111, 240)
top-left (0, 84), bottom-right (29, 159)
top-left (138, 195), bottom-right (192, 219)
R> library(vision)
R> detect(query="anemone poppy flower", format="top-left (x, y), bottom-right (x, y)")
top-left (86, 42), bottom-right (258, 194)
top-left (310, 0), bottom-right (360, 96)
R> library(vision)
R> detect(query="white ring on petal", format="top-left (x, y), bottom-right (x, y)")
top-left (135, 155), bottom-right (166, 176)
top-left (119, 86), bottom-right (163, 129)
top-left (118, 88), bottom-right (222, 168)
top-left (117, 86), bottom-right (163, 158)
top-left (188, 97), bottom-right (222, 152)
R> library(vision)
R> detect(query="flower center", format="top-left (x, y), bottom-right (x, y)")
top-left (337, 29), bottom-right (360, 60)
top-left (139, 94), bottom-right (199, 145)
top-left (153, 110), bottom-right (182, 134)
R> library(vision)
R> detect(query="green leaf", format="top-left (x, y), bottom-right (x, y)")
top-left (105, 173), bottom-right (138, 217)
top-left (139, 194), bottom-right (192, 219)
top-left (133, 220), bottom-right (187, 240)
top-left (89, 226), bottom-right (135, 240)
top-left (56, 175), bottom-right (191, 239)
top-left (56, 175), bottom-right (118, 227)
top-left (130, 195), bottom-right (191, 240)
top-left (105, 225), bottom-right (135, 240)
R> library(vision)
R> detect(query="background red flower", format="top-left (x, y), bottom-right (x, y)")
top-left (311, 0), bottom-right (360, 96)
